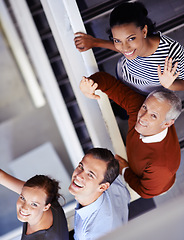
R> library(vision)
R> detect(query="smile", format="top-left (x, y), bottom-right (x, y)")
top-left (19, 210), bottom-right (30, 217)
top-left (138, 119), bottom-right (147, 127)
top-left (74, 180), bottom-right (84, 188)
top-left (124, 49), bottom-right (135, 57)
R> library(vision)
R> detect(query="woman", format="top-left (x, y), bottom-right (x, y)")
top-left (74, 1), bottom-right (184, 95)
top-left (0, 170), bottom-right (69, 240)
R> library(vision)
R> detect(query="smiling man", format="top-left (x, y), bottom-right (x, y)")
top-left (80, 71), bottom-right (182, 199)
top-left (69, 148), bottom-right (130, 240)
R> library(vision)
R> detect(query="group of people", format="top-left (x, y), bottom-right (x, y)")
top-left (0, 1), bottom-right (183, 240)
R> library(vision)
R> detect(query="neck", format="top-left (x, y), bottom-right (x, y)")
top-left (141, 35), bottom-right (160, 57)
top-left (26, 208), bottom-right (53, 235)
top-left (76, 193), bottom-right (103, 207)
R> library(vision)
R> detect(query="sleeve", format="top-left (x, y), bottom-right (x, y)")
top-left (90, 71), bottom-right (145, 114)
top-left (124, 165), bottom-right (174, 198)
top-left (169, 41), bottom-right (184, 80)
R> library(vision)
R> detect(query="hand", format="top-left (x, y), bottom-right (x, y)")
top-left (157, 56), bottom-right (180, 89)
top-left (115, 154), bottom-right (129, 172)
top-left (79, 76), bottom-right (100, 100)
top-left (74, 32), bottom-right (96, 52)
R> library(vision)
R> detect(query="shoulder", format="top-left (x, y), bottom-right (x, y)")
top-left (117, 55), bottom-right (127, 69)
top-left (107, 175), bottom-right (130, 206)
top-left (161, 34), bottom-right (184, 54)
top-left (51, 201), bottom-right (67, 220)
top-left (51, 201), bottom-right (69, 239)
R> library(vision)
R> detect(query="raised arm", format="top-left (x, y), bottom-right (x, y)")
top-left (74, 32), bottom-right (119, 52)
top-left (0, 169), bottom-right (25, 194)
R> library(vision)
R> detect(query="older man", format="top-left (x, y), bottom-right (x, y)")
top-left (80, 72), bottom-right (182, 198)
top-left (69, 148), bottom-right (130, 240)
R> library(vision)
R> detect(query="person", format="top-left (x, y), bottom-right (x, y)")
top-left (79, 71), bottom-right (182, 199)
top-left (0, 171), bottom-right (69, 240)
top-left (74, 1), bottom-right (184, 95)
top-left (69, 147), bottom-right (130, 240)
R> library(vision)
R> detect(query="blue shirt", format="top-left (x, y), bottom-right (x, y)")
top-left (74, 175), bottom-right (130, 240)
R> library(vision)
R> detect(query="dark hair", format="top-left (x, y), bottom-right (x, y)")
top-left (109, 1), bottom-right (156, 37)
top-left (24, 175), bottom-right (61, 205)
top-left (86, 148), bottom-right (119, 185)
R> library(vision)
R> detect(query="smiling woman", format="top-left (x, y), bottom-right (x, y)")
top-left (74, 1), bottom-right (184, 95)
top-left (0, 170), bottom-right (69, 240)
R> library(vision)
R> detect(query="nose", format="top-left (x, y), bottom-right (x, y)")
top-left (139, 110), bottom-right (148, 121)
top-left (76, 170), bottom-right (85, 180)
top-left (121, 42), bottom-right (130, 52)
top-left (21, 202), bottom-right (28, 210)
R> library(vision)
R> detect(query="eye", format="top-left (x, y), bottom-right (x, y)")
top-left (128, 37), bottom-right (136, 41)
top-left (20, 195), bottom-right (25, 201)
top-left (142, 105), bottom-right (147, 110)
top-left (88, 173), bottom-right (94, 179)
top-left (151, 114), bottom-right (157, 119)
top-left (78, 164), bottom-right (83, 170)
top-left (113, 39), bottom-right (121, 44)
top-left (31, 203), bottom-right (38, 207)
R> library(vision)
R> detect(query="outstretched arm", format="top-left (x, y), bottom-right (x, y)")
top-left (81, 72), bottom-right (145, 114)
top-left (74, 32), bottom-right (119, 52)
top-left (0, 169), bottom-right (25, 194)
top-left (157, 56), bottom-right (184, 91)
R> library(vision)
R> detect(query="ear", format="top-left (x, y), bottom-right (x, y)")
top-left (142, 25), bottom-right (148, 38)
top-left (162, 119), bottom-right (175, 129)
top-left (43, 203), bottom-right (51, 212)
top-left (99, 182), bottom-right (110, 193)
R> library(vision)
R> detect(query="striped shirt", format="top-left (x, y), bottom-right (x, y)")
top-left (116, 33), bottom-right (184, 95)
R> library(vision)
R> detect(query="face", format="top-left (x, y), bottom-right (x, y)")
top-left (135, 95), bottom-right (172, 136)
top-left (16, 186), bottom-right (50, 226)
top-left (111, 23), bottom-right (147, 59)
top-left (69, 154), bottom-right (109, 206)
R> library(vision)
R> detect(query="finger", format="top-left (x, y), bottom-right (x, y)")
top-left (82, 76), bottom-right (87, 81)
top-left (89, 79), bottom-right (94, 86)
top-left (92, 82), bottom-right (98, 91)
top-left (74, 36), bottom-right (82, 42)
top-left (174, 71), bottom-right (180, 79)
top-left (157, 65), bottom-right (162, 77)
top-left (75, 41), bottom-right (83, 48)
top-left (167, 57), bottom-right (172, 71)
top-left (171, 61), bottom-right (178, 74)
top-left (164, 56), bottom-right (169, 71)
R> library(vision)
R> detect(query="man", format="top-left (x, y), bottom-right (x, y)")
top-left (69, 148), bottom-right (130, 240)
top-left (80, 72), bottom-right (182, 199)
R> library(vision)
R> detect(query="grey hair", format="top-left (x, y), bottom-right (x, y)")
top-left (147, 89), bottom-right (182, 121)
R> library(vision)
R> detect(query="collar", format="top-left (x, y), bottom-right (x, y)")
top-left (75, 194), bottom-right (104, 220)
top-left (139, 128), bottom-right (168, 143)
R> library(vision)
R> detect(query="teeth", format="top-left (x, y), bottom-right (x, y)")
top-left (20, 211), bottom-right (29, 216)
top-left (124, 50), bottom-right (134, 56)
top-left (74, 180), bottom-right (83, 188)
top-left (139, 120), bottom-right (147, 127)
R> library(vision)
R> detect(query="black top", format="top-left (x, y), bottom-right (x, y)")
top-left (21, 201), bottom-right (69, 240)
